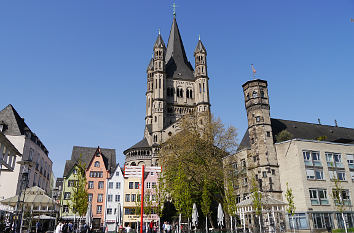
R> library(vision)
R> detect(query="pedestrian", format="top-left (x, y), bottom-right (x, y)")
top-left (36, 221), bottom-right (41, 233)
top-left (68, 222), bottom-right (73, 233)
top-left (55, 221), bottom-right (63, 233)
top-left (125, 224), bottom-right (132, 233)
top-left (166, 222), bottom-right (171, 233)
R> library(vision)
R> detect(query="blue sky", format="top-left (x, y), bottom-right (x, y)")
top-left (1, 0), bottom-right (354, 178)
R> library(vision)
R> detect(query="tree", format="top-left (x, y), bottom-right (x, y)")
top-left (70, 157), bottom-right (89, 218)
top-left (332, 178), bottom-right (348, 233)
top-left (224, 177), bottom-right (237, 233)
top-left (275, 130), bottom-right (293, 142)
top-left (160, 112), bottom-right (237, 227)
top-left (285, 182), bottom-right (296, 233)
top-left (154, 174), bottom-right (167, 232)
top-left (250, 177), bottom-right (262, 233)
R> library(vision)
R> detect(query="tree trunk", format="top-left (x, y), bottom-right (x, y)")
top-left (342, 212), bottom-right (348, 233)
top-left (293, 216), bottom-right (296, 233)
top-left (208, 215), bottom-right (215, 229)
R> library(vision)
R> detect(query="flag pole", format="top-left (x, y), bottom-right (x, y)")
top-left (140, 165), bottom-right (145, 233)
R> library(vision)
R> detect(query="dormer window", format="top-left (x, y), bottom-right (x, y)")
top-left (0, 121), bottom-right (6, 132)
top-left (94, 161), bottom-right (100, 167)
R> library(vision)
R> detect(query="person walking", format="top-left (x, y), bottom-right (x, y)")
top-left (55, 222), bottom-right (63, 233)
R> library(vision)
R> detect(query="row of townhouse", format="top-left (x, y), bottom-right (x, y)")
top-left (58, 146), bottom-right (159, 232)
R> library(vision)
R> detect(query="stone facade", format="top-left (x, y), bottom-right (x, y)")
top-left (223, 79), bottom-right (354, 232)
top-left (124, 16), bottom-right (211, 166)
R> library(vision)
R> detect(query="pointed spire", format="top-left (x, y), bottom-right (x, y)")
top-left (194, 38), bottom-right (207, 54)
top-left (147, 57), bottom-right (154, 71)
top-left (153, 32), bottom-right (165, 49)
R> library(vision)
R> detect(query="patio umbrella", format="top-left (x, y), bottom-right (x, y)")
top-left (85, 201), bottom-right (92, 228)
top-left (217, 203), bottom-right (224, 228)
top-left (191, 203), bottom-right (198, 227)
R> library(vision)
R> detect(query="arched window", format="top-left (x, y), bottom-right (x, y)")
top-left (199, 83), bottom-right (202, 93)
top-left (189, 90), bottom-right (193, 98)
top-left (94, 161), bottom-right (100, 167)
top-left (159, 79), bottom-right (161, 88)
top-left (252, 91), bottom-right (258, 98)
top-left (260, 89), bottom-right (265, 97)
top-left (247, 93), bottom-right (250, 100)
top-left (186, 89), bottom-right (190, 98)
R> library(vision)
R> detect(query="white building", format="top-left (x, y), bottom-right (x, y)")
top-left (0, 130), bottom-right (21, 175)
top-left (104, 164), bottom-right (124, 232)
top-left (0, 104), bottom-right (53, 206)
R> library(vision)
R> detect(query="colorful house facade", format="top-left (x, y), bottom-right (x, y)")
top-left (104, 164), bottom-right (125, 232)
top-left (86, 148), bottom-right (111, 228)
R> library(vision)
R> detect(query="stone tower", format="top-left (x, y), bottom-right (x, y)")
top-left (242, 79), bottom-right (282, 198)
top-left (124, 15), bottom-right (211, 166)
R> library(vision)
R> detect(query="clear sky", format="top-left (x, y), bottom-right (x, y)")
top-left (1, 0), bottom-right (353, 178)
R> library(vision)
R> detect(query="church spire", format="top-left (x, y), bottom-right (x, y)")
top-left (154, 33), bottom-right (166, 49)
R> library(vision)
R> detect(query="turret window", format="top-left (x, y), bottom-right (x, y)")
top-left (199, 84), bottom-right (202, 93)
top-left (260, 89), bottom-right (265, 97)
top-left (186, 89), bottom-right (193, 99)
top-left (252, 91), bottom-right (258, 98)
top-left (94, 161), bottom-right (100, 167)
top-left (203, 83), bottom-right (205, 92)
top-left (177, 88), bottom-right (183, 98)
top-left (159, 79), bottom-right (161, 88)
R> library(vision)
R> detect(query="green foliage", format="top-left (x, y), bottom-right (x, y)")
top-left (250, 177), bottom-right (262, 216)
top-left (275, 130), bottom-right (293, 142)
top-left (315, 135), bottom-right (328, 141)
top-left (154, 174), bottom-right (167, 217)
top-left (161, 112), bottom-right (237, 221)
top-left (332, 178), bottom-right (346, 213)
top-left (285, 183), bottom-right (296, 216)
top-left (332, 228), bottom-right (354, 233)
top-left (224, 178), bottom-right (237, 217)
top-left (170, 163), bottom-right (193, 218)
top-left (70, 156), bottom-right (88, 217)
top-left (201, 178), bottom-right (211, 217)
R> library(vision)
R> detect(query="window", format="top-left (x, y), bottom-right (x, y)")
top-left (267, 131), bottom-right (271, 137)
top-left (73, 169), bottom-right (77, 175)
top-left (256, 116), bottom-right (260, 122)
top-left (309, 189), bottom-right (329, 205)
top-left (332, 189), bottom-right (351, 206)
top-left (116, 171), bottom-right (120, 176)
top-left (88, 194), bottom-right (93, 202)
top-left (97, 194), bottom-right (103, 203)
top-left (115, 195), bottom-right (120, 202)
top-left (125, 194), bottom-right (130, 202)
top-left (94, 161), bottom-right (100, 167)
top-left (326, 153), bottom-right (343, 168)
top-left (347, 154), bottom-right (354, 169)
top-left (107, 195), bottom-right (112, 202)
top-left (306, 168), bottom-right (324, 180)
top-left (64, 192), bottom-right (71, 200)
top-left (116, 182), bottom-right (121, 189)
top-left (262, 171), bottom-right (267, 178)
top-left (108, 182), bottom-right (113, 189)
top-left (98, 181), bottom-right (104, 189)
top-left (129, 182), bottom-right (134, 189)
top-left (303, 151), bottom-right (321, 167)
top-left (135, 182), bottom-right (139, 189)
top-left (152, 182), bottom-right (156, 188)
top-left (97, 205), bottom-right (102, 214)
top-left (68, 180), bottom-right (74, 187)
top-left (63, 205), bottom-right (69, 213)
top-left (107, 208), bottom-right (112, 215)
top-left (288, 213), bottom-right (309, 230)
top-left (329, 170), bottom-right (346, 181)
top-left (312, 213), bottom-right (333, 229)
top-left (252, 91), bottom-right (258, 98)
top-left (147, 182), bottom-right (151, 189)
top-left (351, 171), bottom-right (354, 181)
top-left (152, 195), bottom-right (156, 201)
top-left (88, 181), bottom-right (94, 189)
top-left (131, 194), bottom-right (136, 202)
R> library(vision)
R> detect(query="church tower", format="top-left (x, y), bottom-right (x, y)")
top-left (242, 79), bottom-right (282, 198)
top-left (124, 14), bottom-right (211, 167)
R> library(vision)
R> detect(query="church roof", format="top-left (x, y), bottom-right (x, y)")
top-left (124, 138), bottom-right (150, 154)
top-left (165, 16), bottom-right (194, 80)
top-left (236, 118), bottom-right (354, 152)
top-left (194, 39), bottom-right (206, 54)
top-left (63, 146), bottom-right (116, 177)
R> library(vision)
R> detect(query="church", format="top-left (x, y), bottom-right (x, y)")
top-left (124, 14), bottom-right (210, 166)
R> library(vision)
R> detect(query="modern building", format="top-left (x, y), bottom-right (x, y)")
top-left (104, 164), bottom-right (124, 232)
top-left (223, 79), bottom-right (354, 232)
top-left (0, 104), bottom-right (53, 206)
top-left (124, 14), bottom-right (211, 166)
top-left (61, 146), bottom-right (116, 226)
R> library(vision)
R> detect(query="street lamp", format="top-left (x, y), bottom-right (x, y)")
top-left (16, 159), bottom-right (34, 233)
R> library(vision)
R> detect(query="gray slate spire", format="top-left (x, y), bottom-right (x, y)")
top-left (165, 16), bottom-right (194, 80)
top-left (154, 33), bottom-right (166, 49)
top-left (147, 58), bottom-right (154, 71)
top-left (194, 39), bottom-right (207, 54)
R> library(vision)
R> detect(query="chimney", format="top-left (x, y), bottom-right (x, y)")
top-left (334, 119), bottom-right (338, 127)
top-left (317, 118), bottom-right (321, 125)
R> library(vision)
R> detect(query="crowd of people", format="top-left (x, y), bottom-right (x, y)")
top-left (55, 221), bottom-right (90, 233)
